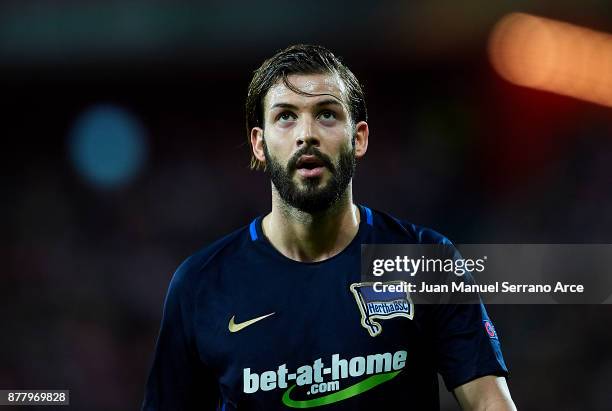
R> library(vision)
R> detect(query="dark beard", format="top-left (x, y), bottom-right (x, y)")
top-left (264, 140), bottom-right (356, 214)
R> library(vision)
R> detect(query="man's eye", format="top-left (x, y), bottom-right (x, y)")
top-left (278, 112), bottom-right (296, 122)
top-left (319, 111), bottom-right (336, 121)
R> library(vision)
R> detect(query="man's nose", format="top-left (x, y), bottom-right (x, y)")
top-left (296, 116), bottom-right (320, 148)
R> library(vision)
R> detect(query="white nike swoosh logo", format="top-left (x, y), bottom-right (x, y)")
top-left (228, 312), bottom-right (275, 332)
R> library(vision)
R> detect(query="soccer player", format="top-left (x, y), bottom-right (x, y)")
top-left (142, 44), bottom-right (517, 410)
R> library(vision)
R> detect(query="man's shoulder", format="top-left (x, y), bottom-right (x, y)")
top-left (170, 222), bottom-right (253, 287)
top-left (368, 207), bottom-right (453, 245)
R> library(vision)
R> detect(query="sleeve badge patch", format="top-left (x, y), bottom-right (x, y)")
top-left (484, 320), bottom-right (498, 339)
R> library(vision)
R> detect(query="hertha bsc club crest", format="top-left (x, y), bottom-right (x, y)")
top-left (350, 282), bottom-right (414, 337)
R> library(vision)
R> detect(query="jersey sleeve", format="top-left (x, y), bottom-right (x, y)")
top-left (142, 257), bottom-right (219, 410)
top-left (406, 228), bottom-right (508, 391)
top-left (433, 299), bottom-right (508, 391)
top-left (431, 243), bottom-right (509, 391)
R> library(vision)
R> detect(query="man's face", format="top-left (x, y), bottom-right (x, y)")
top-left (261, 73), bottom-right (357, 213)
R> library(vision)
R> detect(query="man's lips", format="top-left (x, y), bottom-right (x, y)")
top-left (296, 167), bottom-right (325, 178)
top-left (296, 154), bottom-right (325, 169)
top-left (295, 155), bottom-right (326, 178)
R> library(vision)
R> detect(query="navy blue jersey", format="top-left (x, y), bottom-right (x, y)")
top-left (142, 205), bottom-right (508, 410)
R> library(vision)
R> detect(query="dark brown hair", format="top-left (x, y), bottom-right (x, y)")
top-left (245, 44), bottom-right (367, 170)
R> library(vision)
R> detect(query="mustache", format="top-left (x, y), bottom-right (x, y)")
top-left (287, 146), bottom-right (335, 173)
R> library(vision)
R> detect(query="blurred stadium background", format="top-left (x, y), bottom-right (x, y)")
top-left (2, 1), bottom-right (611, 409)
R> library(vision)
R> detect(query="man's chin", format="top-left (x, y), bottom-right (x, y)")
top-left (293, 176), bottom-right (328, 191)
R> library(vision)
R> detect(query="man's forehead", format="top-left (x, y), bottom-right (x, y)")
top-left (265, 73), bottom-right (348, 108)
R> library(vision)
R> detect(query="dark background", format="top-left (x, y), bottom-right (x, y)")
top-left (2, 1), bottom-right (612, 410)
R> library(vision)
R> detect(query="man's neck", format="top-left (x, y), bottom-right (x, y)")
top-left (262, 188), bottom-right (361, 262)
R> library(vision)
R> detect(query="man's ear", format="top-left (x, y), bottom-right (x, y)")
top-left (250, 127), bottom-right (266, 164)
top-left (353, 121), bottom-right (369, 159)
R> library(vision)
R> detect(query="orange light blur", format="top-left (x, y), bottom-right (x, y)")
top-left (489, 12), bottom-right (612, 108)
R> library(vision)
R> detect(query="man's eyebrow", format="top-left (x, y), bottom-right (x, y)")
top-left (269, 99), bottom-right (344, 111)
top-left (314, 98), bottom-right (344, 108)
top-left (270, 103), bottom-right (299, 111)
